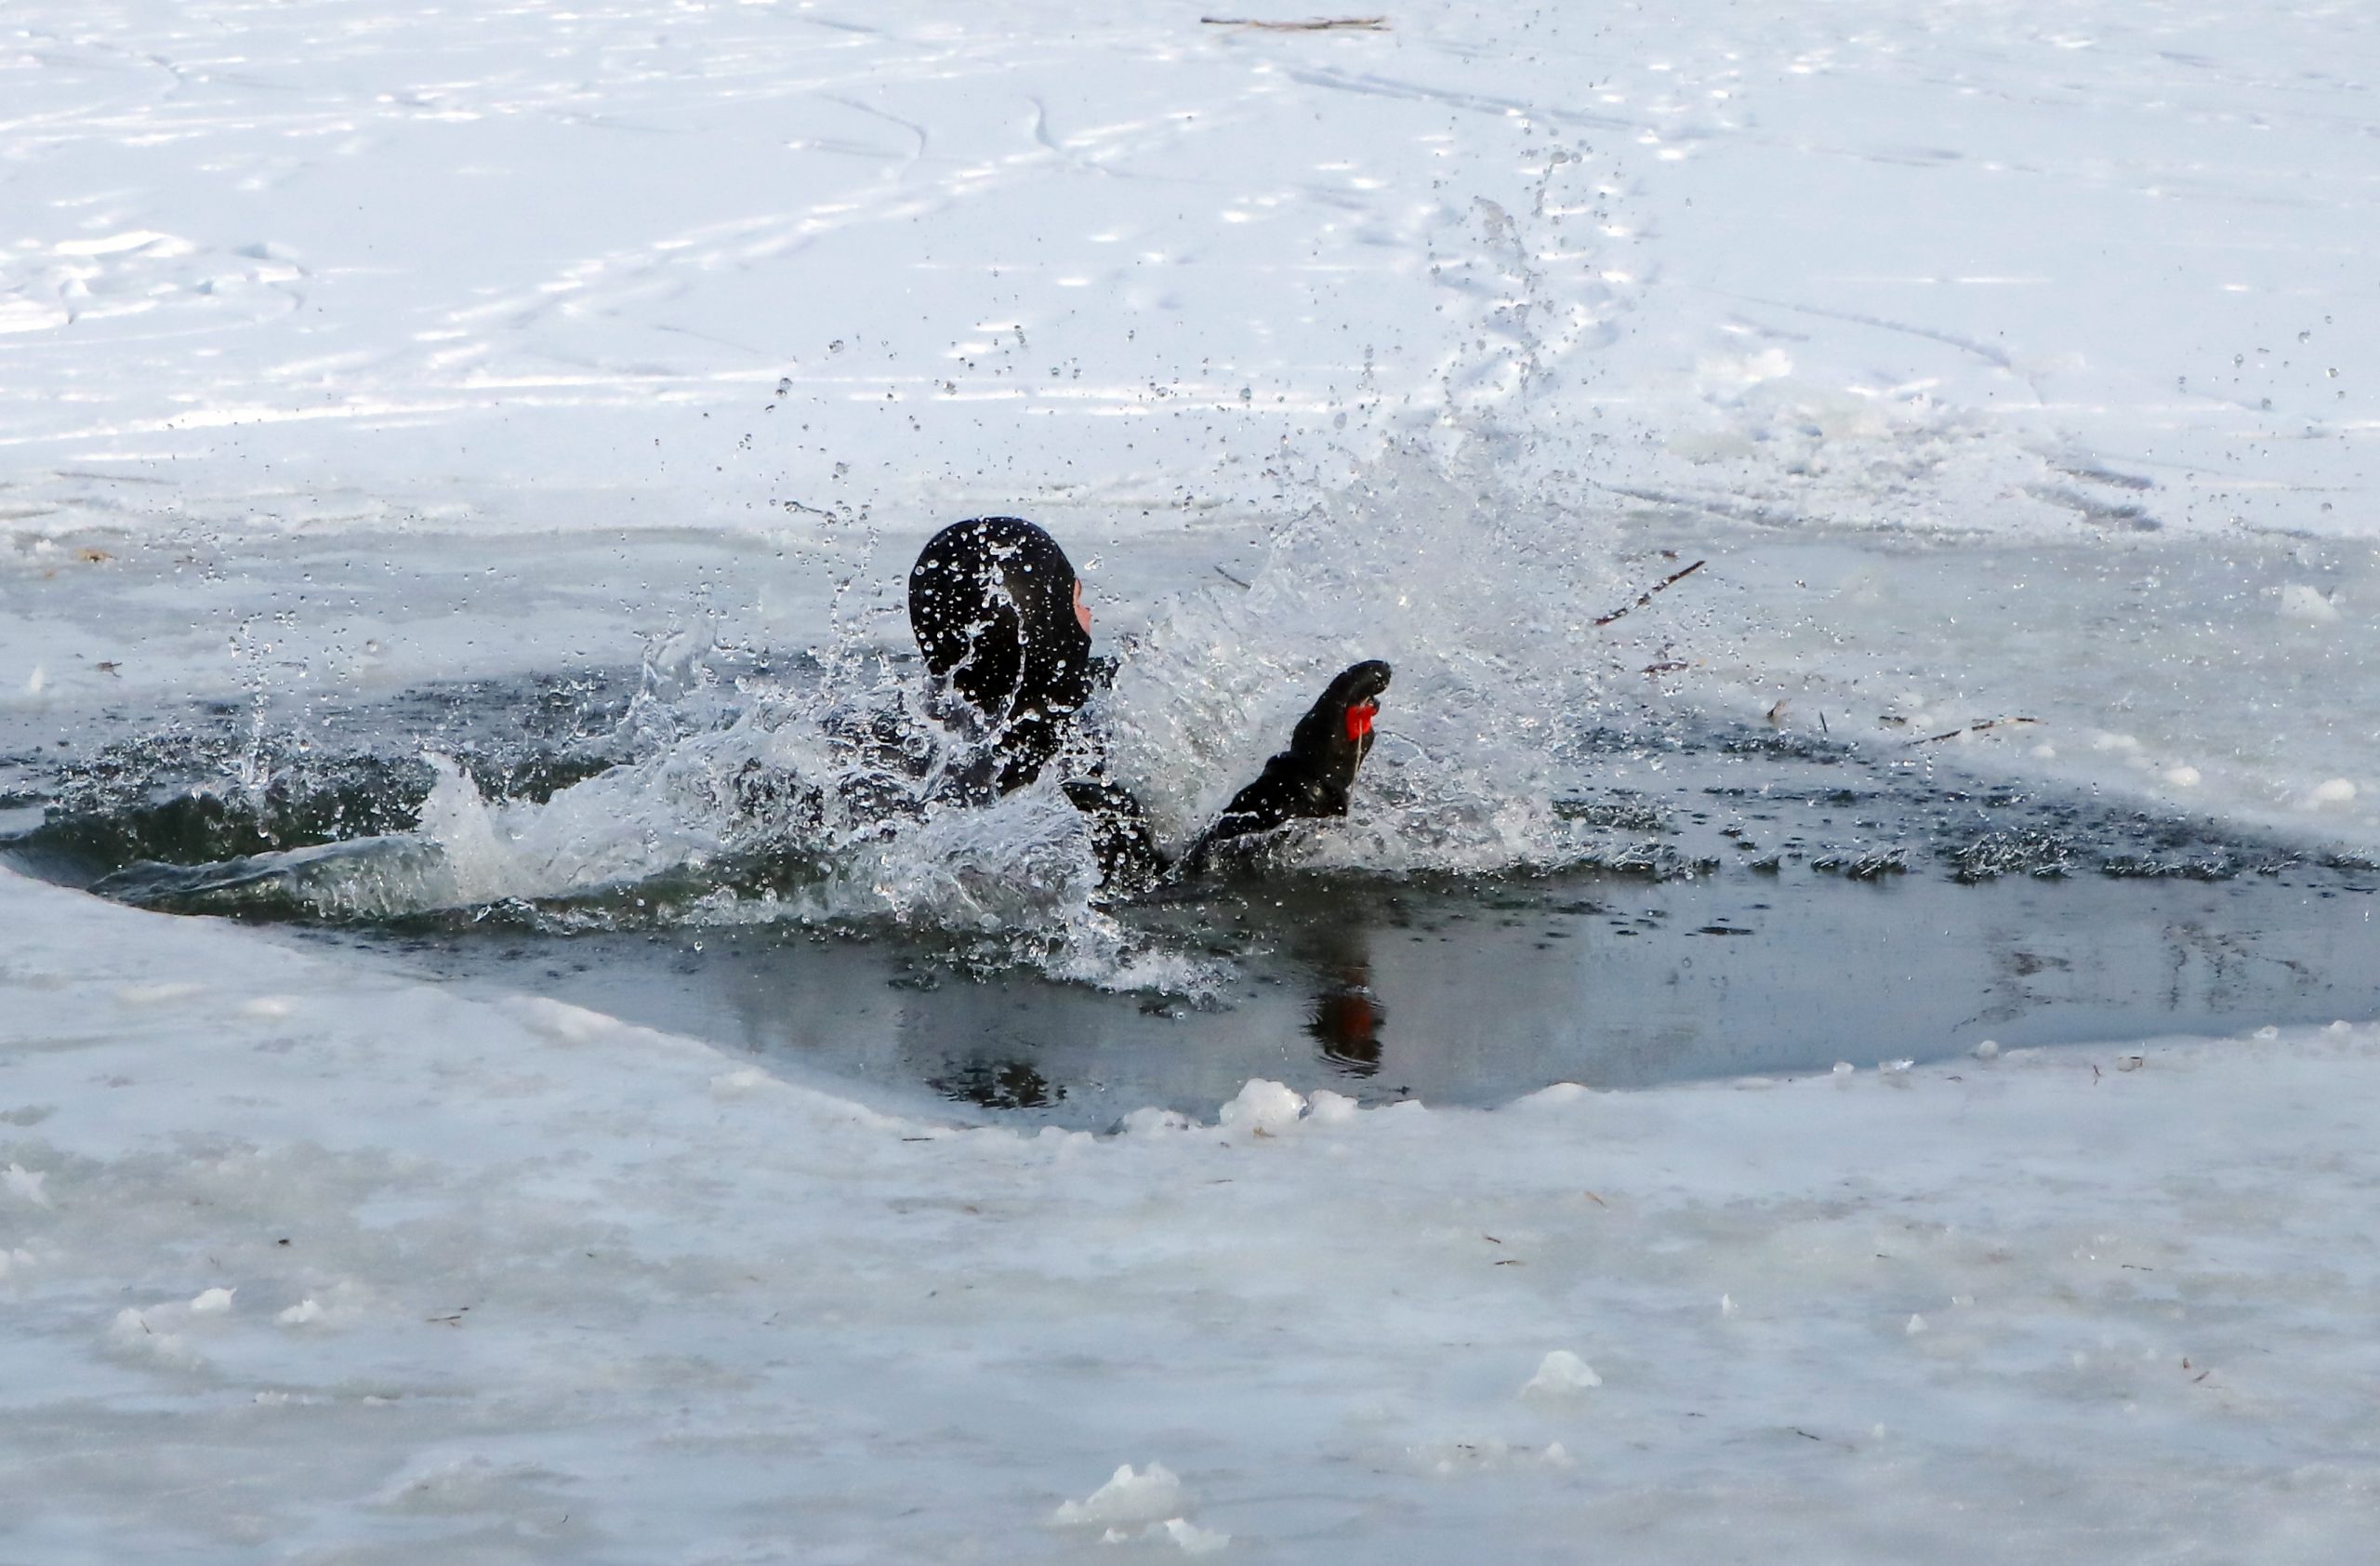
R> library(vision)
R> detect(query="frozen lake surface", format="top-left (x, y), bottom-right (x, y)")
top-left (6, 0), bottom-right (2380, 1559)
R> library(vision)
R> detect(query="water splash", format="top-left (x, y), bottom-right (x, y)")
top-left (1108, 438), bottom-right (1650, 872)
top-left (45, 426), bottom-right (1708, 992)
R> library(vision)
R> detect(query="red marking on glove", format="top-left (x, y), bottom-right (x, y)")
top-left (1344, 700), bottom-right (1378, 743)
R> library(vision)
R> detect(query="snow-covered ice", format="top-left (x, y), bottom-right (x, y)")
top-left (6, 0), bottom-right (2380, 1558)
top-left (7, 867), bottom-right (2380, 1559)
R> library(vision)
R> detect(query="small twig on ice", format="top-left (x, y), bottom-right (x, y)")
top-left (1909, 716), bottom-right (2040, 747)
top-left (1593, 558), bottom-right (1706, 627)
top-left (1201, 15), bottom-right (1392, 29)
top-left (1212, 564), bottom-right (1253, 590)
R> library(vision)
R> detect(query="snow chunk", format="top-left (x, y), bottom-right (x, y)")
top-left (1153, 1518), bottom-right (1231, 1555)
top-left (708, 1068), bottom-right (772, 1099)
top-left (1053, 1463), bottom-right (1187, 1527)
top-left (2307, 777), bottom-right (2359, 808)
top-left (1906, 1313), bottom-right (1928, 1335)
top-left (1306, 1089), bottom-right (1360, 1126)
top-left (1218, 1081), bottom-right (1305, 1139)
top-left (2280, 583), bottom-right (2342, 624)
top-left (277, 1298), bottom-right (324, 1326)
top-left (3, 1163), bottom-right (49, 1207)
top-left (1520, 1349), bottom-right (1603, 1400)
top-left (1973, 1039), bottom-right (2002, 1060)
top-left (1119, 1107), bottom-right (1196, 1137)
top-left (106, 1307), bottom-right (199, 1368)
top-left (189, 1287), bottom-right (235, 1314)
top-left (1097, 1518), bottom-right (1232, 1555)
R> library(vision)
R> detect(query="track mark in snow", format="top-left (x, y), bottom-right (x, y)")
top-left (1283, 64), bottom-right (1641, 135)
top-left (816, 93), bottom-right (930, 179)
top-left (2024, 483), bottom-right (2162, 531)
top-left (1728, 293), bottom-right (2016, 373)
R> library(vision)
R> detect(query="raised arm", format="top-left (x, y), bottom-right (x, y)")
top-left (1183, 660), bottom-right (1391, 875)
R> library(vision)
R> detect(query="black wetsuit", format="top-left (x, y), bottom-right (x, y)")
top-left (907, 517), bottom-right (1391, 893)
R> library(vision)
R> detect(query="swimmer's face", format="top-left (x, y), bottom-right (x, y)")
top-left (1073, 580), bottom-right (1091, 634)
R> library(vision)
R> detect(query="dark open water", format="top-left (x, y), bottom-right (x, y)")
top-left (7, 668), bottom-right (2373, 1127)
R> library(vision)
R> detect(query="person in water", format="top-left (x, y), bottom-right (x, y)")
top-left (906, 515), bottom-right (1391, 892)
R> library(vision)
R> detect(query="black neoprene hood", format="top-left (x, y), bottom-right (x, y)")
top-left (907, 516), bottom-right (1095, 725)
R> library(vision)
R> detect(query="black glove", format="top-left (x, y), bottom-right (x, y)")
top-left (1270, 658), bottom-right (1392, 817)
top-left (1185, 659), bottom-right (1392, 870)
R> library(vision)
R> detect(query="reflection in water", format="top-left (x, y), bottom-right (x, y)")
top-left (1298, 920), bottom-right (1385, 1077)
top-left (930, 1058), bottom-right (1064, 1110)
top-left (1309, 985), bottom-right (1384, 1075)
top-left (302, 861), bottom-right (2380, 1131)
